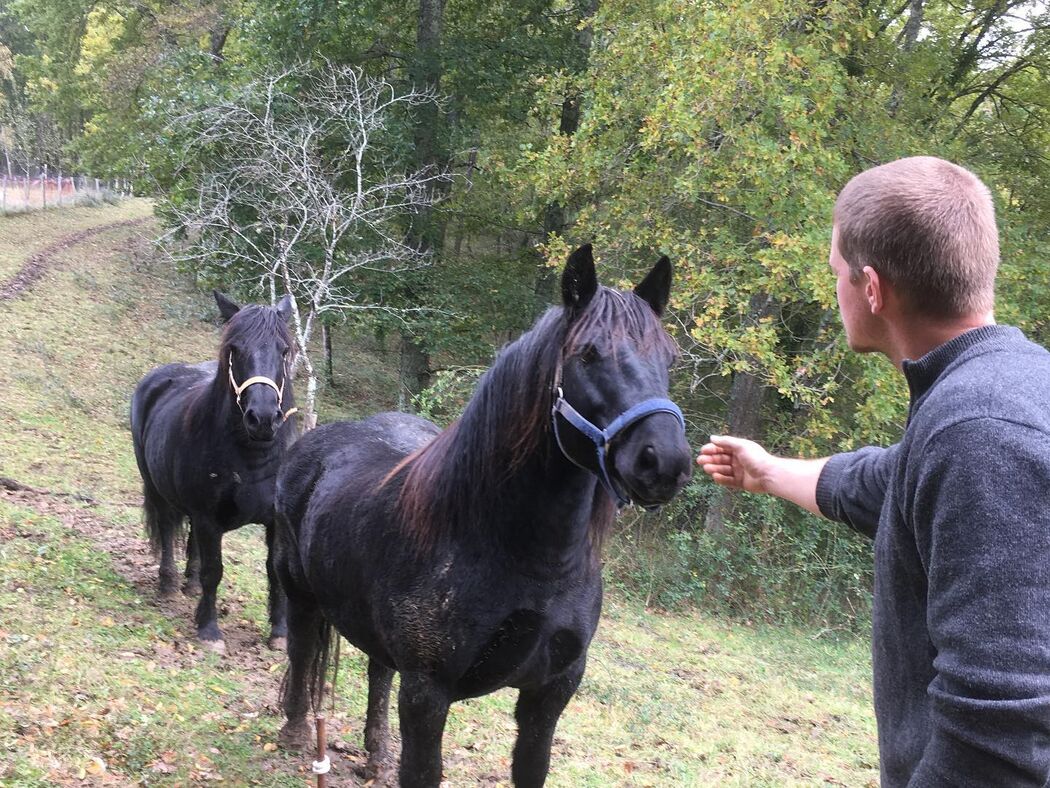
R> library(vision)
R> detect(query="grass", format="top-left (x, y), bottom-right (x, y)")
top-left (0, 201), bottom-right (878, 785)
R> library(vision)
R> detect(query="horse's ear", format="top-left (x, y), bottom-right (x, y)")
top-left (276, 294), bottom-right (294, 322)
top-left (634, 255), bottom-right (672, 316)
top-left (561, 244), bottom-right (598, 318)
top-left (214, 291), bottom-right (241, 322)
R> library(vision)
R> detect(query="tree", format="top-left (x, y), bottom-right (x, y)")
top-left (162, 62), bottom-right (449, 425)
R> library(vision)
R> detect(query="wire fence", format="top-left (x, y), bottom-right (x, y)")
top-left (0, 166), bottom-right (134, 215)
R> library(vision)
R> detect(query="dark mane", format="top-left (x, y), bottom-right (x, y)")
top-left (395, 286), bottom-right (676, 551)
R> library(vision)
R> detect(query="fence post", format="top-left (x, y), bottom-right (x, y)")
top-left (57, 170), bottom-right (63, 207)
top-left (42, 164), bottom-right (47, 209)
top-left (1, 174), bottom-right (6, 213)
top-left (94, 177), bottom-right (99, 194)
top-left (24, 172), bottom-right (30, 206)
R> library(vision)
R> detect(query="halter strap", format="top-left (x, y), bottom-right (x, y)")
top-left (550, 373), bottom-right (685, 509)
top-left (228, 353), bottom-right (299, 423)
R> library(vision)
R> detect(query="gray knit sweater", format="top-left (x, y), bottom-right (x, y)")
top-left (816, 325), bottom-right (1050, 787)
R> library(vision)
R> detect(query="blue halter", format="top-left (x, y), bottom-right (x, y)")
top-left (551, 385), bottom-right (686, 509)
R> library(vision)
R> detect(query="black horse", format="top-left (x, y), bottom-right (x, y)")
top-left (131, 291), bottom-right (298, 654)
top-left (274, 245), bottom-right (692, 786)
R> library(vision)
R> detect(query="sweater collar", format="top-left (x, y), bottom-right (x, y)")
top-left (902, 324), bottom-right (1021, 403)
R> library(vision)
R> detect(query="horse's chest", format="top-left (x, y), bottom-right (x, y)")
top-left (455, 610), bottom-right (589, 698)
top-left (200, 467), bottom-right (277, 526)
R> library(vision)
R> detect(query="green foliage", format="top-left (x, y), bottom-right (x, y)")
top-left (608, 480), bottom-right (873, 632)
top-left (8, 0), bottom-right (1050, 628)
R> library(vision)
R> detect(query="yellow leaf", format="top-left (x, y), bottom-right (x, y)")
top-left (263, 742), bottom-right (278, 752)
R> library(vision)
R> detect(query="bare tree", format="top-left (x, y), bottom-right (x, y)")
top-left (162, 62), bottom-right (450, 426)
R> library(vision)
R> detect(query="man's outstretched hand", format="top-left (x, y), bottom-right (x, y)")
top-left (697, 435), bottom-right (772, 494)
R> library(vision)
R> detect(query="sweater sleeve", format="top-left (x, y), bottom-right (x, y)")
top-left (909, 417), bottom-right (1050, 786)
top-left (814, 445), bottom-right (899, 539)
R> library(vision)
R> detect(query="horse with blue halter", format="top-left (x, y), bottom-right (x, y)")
top-left (274, 245), bottom-right (692, 785)
top-left (131, 291), bottom-right (298, 654)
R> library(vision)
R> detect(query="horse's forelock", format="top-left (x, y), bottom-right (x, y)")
top-left (219, 304), bottom-right (292, 360)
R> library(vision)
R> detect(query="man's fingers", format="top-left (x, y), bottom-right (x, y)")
top-left (701, 462), bottom-right (734, 477)
top-left (709, 472), bottom-right (740, 487)
top-left (709, 434), bottom-right (750, 451)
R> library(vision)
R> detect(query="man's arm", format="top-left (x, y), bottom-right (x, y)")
top-left (698, 435), bottom-right (897, 538)
top-left (910, 418), bottom-right (1050, 785)
top-left (697, 435), bottom-right (827, 515)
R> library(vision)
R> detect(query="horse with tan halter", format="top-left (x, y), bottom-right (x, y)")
top-left (131, 291), bottom-right (298, 653)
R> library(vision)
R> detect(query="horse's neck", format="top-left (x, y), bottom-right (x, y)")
top-left (492, 440), bottom-right (605, 574)
top-left (196, 374), bottom-right (278, 459)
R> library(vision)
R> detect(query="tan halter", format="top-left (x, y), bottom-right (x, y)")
top-left (228, 352), bottom-right (299, 423)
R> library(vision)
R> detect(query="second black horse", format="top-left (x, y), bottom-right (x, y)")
top-left (131, 291), bottom-right (298, 653)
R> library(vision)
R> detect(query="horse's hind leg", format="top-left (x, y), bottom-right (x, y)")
top-left (511, 665), bottom-right (585, 788)
top-left (192, 519), bottom-right (226, 653)
top-left (364, 659), bottom-right (395, 779)
top-left (397, 672), bottom-right (451, 788)
top-left (183, 526), bottom-right (201, 596)
top-left (264, 522), bottom-right (288, 650)
top-left (278, 592), bottom-right (325, 751)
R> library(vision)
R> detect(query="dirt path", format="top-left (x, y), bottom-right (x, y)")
top-left (0, 216), bottom-right (151, 302)
top-left (0, 483), bottom-right (378, 785)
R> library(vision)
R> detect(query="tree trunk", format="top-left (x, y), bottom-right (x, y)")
top-left (533, 0), bottom-right (599, 313)
top-left (322, 323), bottom-right (334, 387)
top-left (704, 294), bottom-right (777, 534)
top-left (703, 370), bottom-right (768, 534)
top-left (399, 0), bottom-right (449, 406)
top-left (887, 0), bottom-right (924, 115)
top-left (398, 337), bottom-right (432, 411)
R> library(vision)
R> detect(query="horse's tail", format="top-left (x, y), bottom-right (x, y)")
top-left (141, 481), bottom-right (186, 556)
top-left (279, 615), bottom-right (335, 714)
top-left (131, 371), bottom-right (186, 556)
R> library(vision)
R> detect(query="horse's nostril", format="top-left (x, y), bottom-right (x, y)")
top-left (245, 408), bottom-right (260, 427)
top-left (638, 445), bottom-right (658, 471)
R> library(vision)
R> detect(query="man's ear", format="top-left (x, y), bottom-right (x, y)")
top-left (863, 266), bottom-right (884, 315)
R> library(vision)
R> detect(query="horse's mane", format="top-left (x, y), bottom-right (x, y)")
top-left (394, 286), bottom-right (676, 553)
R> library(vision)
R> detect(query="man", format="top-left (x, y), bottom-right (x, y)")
top-left (699, 156), bottom-right (1050, 786)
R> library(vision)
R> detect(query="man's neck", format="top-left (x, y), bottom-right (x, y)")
top-left (885, 312), bottom-right (996, 369)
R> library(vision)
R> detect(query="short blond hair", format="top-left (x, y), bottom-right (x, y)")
top-left (833, 156), bottom-right (999, 318)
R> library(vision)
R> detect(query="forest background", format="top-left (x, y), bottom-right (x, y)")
top-left (3, 0), bottom-right (1048, 631)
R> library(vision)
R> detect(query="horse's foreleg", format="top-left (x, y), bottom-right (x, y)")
top-left (264, 521), bottom-right (288, 650)
top-left (397, 672), bottom-right (450, 788)
top-left (364, 658), bottom-right (395, 779)
top-left (183, 525), bottom-right (201, 596)
top-left (511, 666), bottom-right (585, 788)
top-left (278, 593), bottom-right (324, 752)
top-left (192, 521), bottom-right (225, 653)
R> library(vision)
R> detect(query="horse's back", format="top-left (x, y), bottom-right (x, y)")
top-left (131, 361), bottom-right (215, 495)
top-left (276, 412), bottom-right (440, 534)
top-left (131, 361), bottom-right (215, 435)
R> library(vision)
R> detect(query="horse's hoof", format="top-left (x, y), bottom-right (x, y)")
top-left (182, 580), bottom-right (202, 596)
top-left (278, 719), bottom-right (313, 751)
top-left (158, 583), bottom-right (179, 600)
top-left (267, 636), bottom-right (287, 652)
top-left (199, 637), bottom-right (226, 655)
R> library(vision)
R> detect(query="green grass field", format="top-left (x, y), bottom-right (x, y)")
top-left (0, 201), bottom-right (878, 786)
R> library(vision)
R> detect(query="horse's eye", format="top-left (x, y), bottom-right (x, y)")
top-left (577, 344), bottom-right (600, 365)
